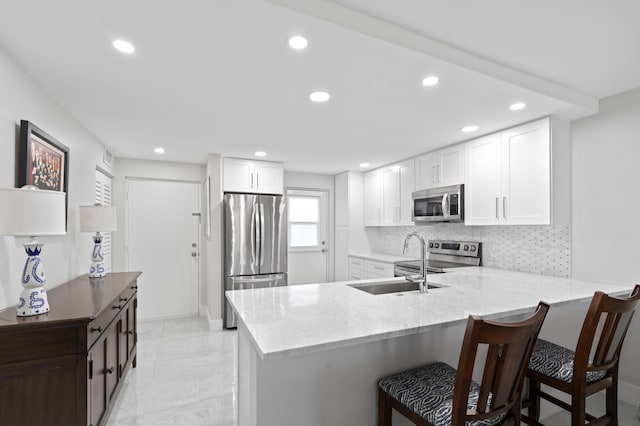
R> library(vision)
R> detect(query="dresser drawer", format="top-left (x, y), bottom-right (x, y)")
top-left (0, 325), bottom-right (80, 364)
top-left (87, 287), bottom-right (137, 349)
top-left (365, 260), bottom-right (394, 277)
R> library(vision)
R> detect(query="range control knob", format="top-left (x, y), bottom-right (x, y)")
top-left (470, 245), bottom-right (477, 252)
top-left (428, 242), bottom-right (434, 248)
top-left (463, 245), bottom-right (469, 251)
top-left (434, 243), bottom-right (440, 248)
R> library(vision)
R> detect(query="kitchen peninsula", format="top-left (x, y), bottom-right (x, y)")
top-left (226, 268), bottom-right (633, 426)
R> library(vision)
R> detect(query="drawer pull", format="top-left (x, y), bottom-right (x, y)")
top-left (113, 304), bottom-right (123, 310)
top-left (374, 266), bottom-right (385, 270)
top-left (106, 367), bottom-right (115, 375)
top-left (119, 297), bottom-right (128, 302)
top-left (131, 285), bottom-right (138, 290)
top-left (127, 330), bottom-right (134, 335)
top-left (90, 327), bottom-right (102, 333)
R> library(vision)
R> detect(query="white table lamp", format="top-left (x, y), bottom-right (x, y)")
top-left (79, 204), bottom-right (117, 278)
top-left (0, 186), bottom-right (66, 316)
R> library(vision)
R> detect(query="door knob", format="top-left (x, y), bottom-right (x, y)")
top-left (321, 248), bottom-right (327, 253)
top-left (191, 252), bottom-right (197, 257)
top-left (192, 243), bottom-right (197, 248)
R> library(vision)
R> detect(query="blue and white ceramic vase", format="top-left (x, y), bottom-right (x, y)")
top-left (18, 242), bottom-right (50, 317)
top-left (89, 233), bottom-right (106, 278)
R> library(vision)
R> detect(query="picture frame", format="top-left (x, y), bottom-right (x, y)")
top-left (17, 120), bottom-right (70, 229)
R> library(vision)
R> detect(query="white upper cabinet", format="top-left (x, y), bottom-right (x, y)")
top-left (464, 118), bottom-right (550, 225)
top-left (364, 159), bottom-right (414, 226)
top-left (223, 158), bottom-right (284, 194)
top-left (415, 144), bottom-right (464, 190)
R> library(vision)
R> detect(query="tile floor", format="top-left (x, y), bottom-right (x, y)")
top-left (107, 316), bottom-right (639, 425)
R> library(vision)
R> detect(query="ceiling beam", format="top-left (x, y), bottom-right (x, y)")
top-left (267, 0), bottom-right (598, 114)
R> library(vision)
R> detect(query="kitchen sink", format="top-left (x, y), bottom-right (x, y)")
top-left (348, 280), bottom-right (446, 295)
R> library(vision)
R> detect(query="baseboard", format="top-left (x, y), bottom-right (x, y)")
top-left (619, 380), bottom-right (640, 406)
top-left (207, 307), bottom-right (223, 331)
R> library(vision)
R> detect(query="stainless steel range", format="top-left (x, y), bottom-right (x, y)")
top-left (394, 240), bottom-right (481, 277)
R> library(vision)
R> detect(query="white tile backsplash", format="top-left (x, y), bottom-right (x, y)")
top-left (366, 224), bottom-right (571, 277)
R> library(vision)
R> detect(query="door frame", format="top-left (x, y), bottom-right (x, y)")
top-left (125, 177), bottom-right (202, 317)
top-left (285, 187), bottom-right (331, 283)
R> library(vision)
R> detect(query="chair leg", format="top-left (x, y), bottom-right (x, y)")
top-left (378, 388), bottom-right (392, 426)
top-left (606, 372), bottom-right (619, 424)
top-left (527, 377), bottom-right (541, 422)
top-left (571, 394), bottom-right (586, 426)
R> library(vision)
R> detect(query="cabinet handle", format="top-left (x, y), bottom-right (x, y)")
top-left (90, 326), bottom-right (102, 333)
top-left (113, 304), bottom-right (123, 310)
top-left (250, 172), bottom-right (254, 189)
top-left (106, 367), bottom-right (115, 375)
top-left (495, 197), bottom-right (499, 219)
top-left (432, 165), bottom-right (436, 184)
top-left (374, 266), bottom-right (385, 271)
top-left (131, 285), bottom-right (138, 290)
top-left (503, 196), bottom-right (507, 219)
top-left (256, 174), bottom-right (259, 189)
top-left (127, 330), bottom-right (134, 335)
top-left (437, 165), bottom-right (441, 182)
top-left (119, 297), bottom-right (128, 302)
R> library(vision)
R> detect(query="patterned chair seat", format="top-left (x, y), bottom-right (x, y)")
top-left (378, 362), bottom-right (506, 426)
top-left (528, 339), bottom-right (607, 384)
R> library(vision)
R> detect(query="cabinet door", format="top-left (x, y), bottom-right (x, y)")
top-left (464, 134), bottom-right (502, 225)
top-left (106, 323), bottom-right (119, 403)
top-left (414, 153), bottom-right (438, 190)
top-left (398, 160), bottom-right (415, 225)
top-left (501, 119), bottom-right (550, 224)
top-left (254, 161), bottom-right (283, 194)
top-left (364, 170), bottom-right (382, 226)
top-left (439, 145), bottom-right (465, 187)
top-left (381, 167), bottom-right (400, 225)
top-left (89, 338), bottom-right (108, 426)
top-left (223, 158), bottom-right (254, 192)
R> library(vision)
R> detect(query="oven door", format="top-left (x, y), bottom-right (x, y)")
top-left (412, 185), bottom-right (463, 222)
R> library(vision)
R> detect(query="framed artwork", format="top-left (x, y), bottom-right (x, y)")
top-left (18, 120), bottom-right (69, 228)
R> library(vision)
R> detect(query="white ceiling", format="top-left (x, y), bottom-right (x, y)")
top-left (0, 0), bottom-right (638, 174)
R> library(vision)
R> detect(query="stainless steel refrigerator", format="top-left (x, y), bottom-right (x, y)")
top-left (223, 193), bottom-right (287, 328)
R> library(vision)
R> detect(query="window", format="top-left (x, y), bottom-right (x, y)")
top-left (95, 169), bottom-right (113, 272)
top-left (288, 193), bottom-right (320, 250)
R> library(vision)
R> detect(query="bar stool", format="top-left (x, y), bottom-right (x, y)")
top-left (523, 285), bottom-right (640, 426)
top-left (378, 302), bottom-right (549, 426)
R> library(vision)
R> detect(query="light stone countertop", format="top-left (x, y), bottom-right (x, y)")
top-left (348, 252), bottom-right (417, 263)
top-left (225, 267), bottom-right (633, 360)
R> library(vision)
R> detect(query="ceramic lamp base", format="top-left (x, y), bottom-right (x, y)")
top-left (17, 287), bottom-right (50, 317)
top-left (88, 233), bottom-right (106, 278)
top-left (89, 261), bottom-right (106, 278)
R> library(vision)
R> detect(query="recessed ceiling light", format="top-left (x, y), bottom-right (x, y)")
top-left (359, 163), bottom-right (370, 168)
top-left (113, 39), bottom-right (135, 54)
top-left (309, 91), bottom-right (330, 103)
top-left (510, 102), bottom-right (527, 111)
top-left (422, 76), bottom-right (439, 87)
top-left (288, 35), bottom-right (308, 50)
top-left (154, 147), bottom-right (165, 154)
top-left (461, 125), bottom-right (479, 133)
top-left (254, 151), bottom-right (267, 157)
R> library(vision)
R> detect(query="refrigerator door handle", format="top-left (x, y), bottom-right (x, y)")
top-left (259, 202), bottom-right (265, 267)
top-left (231, 274), bottom-right (285, 284)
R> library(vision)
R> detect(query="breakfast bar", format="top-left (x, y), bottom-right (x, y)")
top-left (226, 268), bottom-right (633, 426)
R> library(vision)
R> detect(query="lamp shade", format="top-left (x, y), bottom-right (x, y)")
top-left (0, 187), bottom-right (66, 236)
top-left (79, 205), bottom-right (117, 232)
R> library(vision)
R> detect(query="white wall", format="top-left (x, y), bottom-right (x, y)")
top-left (284, 171), bottom-right (335, 281)
top-left (0, 47), bottom-right (111, 311)
top-left (571, 86), bottom-right (640, 391)
top-left (205, 154), bottom-right (223, 329)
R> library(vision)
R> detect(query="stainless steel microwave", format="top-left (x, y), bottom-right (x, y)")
top-left (412, 184), bottom-right (464, 223)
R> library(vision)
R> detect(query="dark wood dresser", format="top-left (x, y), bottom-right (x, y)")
top-left (0, 272), bottom-right (141, 426)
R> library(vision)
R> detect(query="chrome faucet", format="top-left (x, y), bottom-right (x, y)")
top-left (403, 231), bottom-right (427, 293)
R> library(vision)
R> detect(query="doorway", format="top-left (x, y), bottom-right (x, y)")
top-left (126, 178), bottom-right (201, 320)
top-left (287, 188), bottom-right (329, 285)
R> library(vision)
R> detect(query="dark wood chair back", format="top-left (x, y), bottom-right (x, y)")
top-left (574, 284), bottom-right (640, 381)
top-left (452, 302), bottom-right (550, 425)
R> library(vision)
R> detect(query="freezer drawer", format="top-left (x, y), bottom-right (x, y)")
top-left (224, 273), bottom-right (287, 329)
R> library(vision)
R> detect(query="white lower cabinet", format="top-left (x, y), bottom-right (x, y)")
top-left (348, 256), bottom-right (394, 280)
top-left (465, 118), bottom-right (550, 225)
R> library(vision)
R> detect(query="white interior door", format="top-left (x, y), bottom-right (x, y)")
top-left (287, 189), bottom-right (328, 285)
top-left (127, 179), bottom-right (200, 320)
